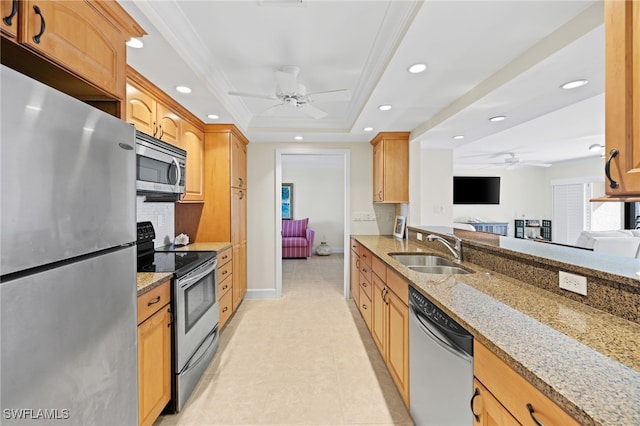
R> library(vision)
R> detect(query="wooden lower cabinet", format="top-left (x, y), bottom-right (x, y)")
top-left (217, 246), bottom-right (233, 329)
top-left (471, 380), bottom-right (519, 426)
top-left (137, 281), bottom-right (172, 426)
top-left (474, 340), bottom-right (579, 426)
top-left (351, 244), bottom-right (410, 407)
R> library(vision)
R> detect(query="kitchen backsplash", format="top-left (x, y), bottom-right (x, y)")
top-left (137, 196), bottom-right (175, 247)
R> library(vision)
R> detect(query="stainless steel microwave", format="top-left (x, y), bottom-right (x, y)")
top-left (135, 130), bottom-right (186, 200)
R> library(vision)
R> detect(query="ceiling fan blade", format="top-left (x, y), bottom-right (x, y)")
top-left (300, 104), bottom-right (328, 119)
top-left (228, 91), bottom-right (278, 100)
top-left (275, 70), bottom-right (298, 93)
top-left (307, 89), bottom-right (351, 103)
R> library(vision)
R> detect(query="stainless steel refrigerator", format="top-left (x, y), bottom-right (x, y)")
top-left (1, 65), bottom-right (138, 425)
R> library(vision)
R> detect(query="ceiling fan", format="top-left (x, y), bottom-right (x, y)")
top-left (491, 152), bottom-right (552, 169)
top-left (228, 66), bottom-right (351, 119)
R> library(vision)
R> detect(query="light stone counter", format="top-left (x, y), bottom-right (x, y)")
top-left (353, 234), bottom-right (640, 426)
top-left (136, 272), bottom-right (173, 296)
top-left (164, 242), bottom-right (232, 252)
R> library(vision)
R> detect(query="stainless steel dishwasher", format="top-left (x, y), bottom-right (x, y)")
top-left (409, 286), bottom-right (473, 426)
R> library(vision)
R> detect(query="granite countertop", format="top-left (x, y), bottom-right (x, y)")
top-left (352, 234), bottom-right (640, 426)
top-left (137, 272), bottom-right (173, 296)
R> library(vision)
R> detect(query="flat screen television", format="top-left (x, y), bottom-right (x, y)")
top-left (453, 176), bottom-right (500, 204)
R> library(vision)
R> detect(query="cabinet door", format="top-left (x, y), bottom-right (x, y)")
top-left (1, 0), bottom-right (18, 39)
top-left (21, 0), bottom-right (124, 98)
top-left (386, 289), bottom-right (409, 406)
top-left (231, 187), bottom-right (246, 308)
top-left (371, 275), bottom-right (386, 356)
top-left (605, 0), bottom-right (640, 195)
top-left (138, 304), bottom-right (171, 426)
top-left (181, 122), bottom-right (204, 202)
top-left (350, 249), bottom-right (360, 304)
top-left (372, 141), bottom-right (384, 201)
top-left (472, 380), bottom-right (519, 426)
top-left (126, 83), bottom-right (157, 136)
top-left (156, 103), bottom-right (181, 146)
top-left (231, 133), bottom-right (247, 189)
top-left (382, 138), bottom-right (409, 202)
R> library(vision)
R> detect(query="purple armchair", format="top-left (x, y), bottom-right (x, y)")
top-left (282, 218), bottom-right (315, 258)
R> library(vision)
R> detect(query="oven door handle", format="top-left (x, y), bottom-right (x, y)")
top-left (179, 259), bottom-right (217, 290)
top-left (179, 327), bottom-right (218, 375)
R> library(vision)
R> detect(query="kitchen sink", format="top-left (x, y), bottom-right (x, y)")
top-left (388, 253), bottom-right (455, 267)
top-left (408, 265), bottom-right (472, 275)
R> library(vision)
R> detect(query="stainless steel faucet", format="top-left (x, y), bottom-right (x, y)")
top-left (426, 234), bottom-right (463, 262)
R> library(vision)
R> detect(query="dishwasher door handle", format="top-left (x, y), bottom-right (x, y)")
top-left (412, 306), bottom-right (472, 363)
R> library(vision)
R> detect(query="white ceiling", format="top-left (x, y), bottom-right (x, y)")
top-left (119, 0), bottom-right (605, 167)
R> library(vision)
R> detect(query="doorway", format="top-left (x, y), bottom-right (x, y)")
top-left (275, 149), bottom-right (350, 299)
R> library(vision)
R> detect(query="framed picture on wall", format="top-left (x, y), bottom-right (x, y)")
top-left (393, 215), bottom-right (406, 239)
top-left (282, 183), bottom-right (293, 220)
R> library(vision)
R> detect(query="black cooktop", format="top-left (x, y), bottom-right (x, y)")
top-left (136, 221), bottom-right (216, 278)
top-left (137, 251), bottom-right (216, 278)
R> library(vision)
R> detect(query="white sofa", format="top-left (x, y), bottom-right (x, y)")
top-left (574, 230), bottom-right (640, 258)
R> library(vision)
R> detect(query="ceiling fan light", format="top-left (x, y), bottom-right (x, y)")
top-left (589, 143), bottom-right (604, 152)
top-left (408, 63), bottom-right (427, 74)
top-left (378, 104), bottom-right (392, 111)
top-left (488, 115), bottom-right (506, 122)
top-left (561, 79), bottom-right (588, 90)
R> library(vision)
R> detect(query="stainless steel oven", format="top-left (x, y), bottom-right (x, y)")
top-left (174, 256), bottom-right (219, 410)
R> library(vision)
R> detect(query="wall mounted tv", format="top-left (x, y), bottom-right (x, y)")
top-left (453, 176), bottom-right (501, 204)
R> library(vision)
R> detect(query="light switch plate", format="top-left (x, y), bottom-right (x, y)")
top-left (416, 233), bottom-right (423, 241)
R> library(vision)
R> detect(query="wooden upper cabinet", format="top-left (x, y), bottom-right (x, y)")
top-left (231, 133), bottom-right (247, 189)
top-left (1, 0), bottom-right (18, 39)
top-left (19, 0), bottom-right (125, 98)
top-left (181, 122), bottom-right (204, 202)
top-left (156, 103), bottom-right (181, 146)
top-left (126, 83), bottom-right (157, 136)
top-left (604, 0), bottom-right (640, 196)
top-left (370, 132), bottom-right (410, 203)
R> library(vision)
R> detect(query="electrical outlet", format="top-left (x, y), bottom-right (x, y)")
top-left (416, 233), bottom-right (423, 241)
top-left (559, 271), bottom-right (587, 296)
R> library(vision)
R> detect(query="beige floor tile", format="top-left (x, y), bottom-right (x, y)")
top-left (155, 254), bottom-right (413, 426)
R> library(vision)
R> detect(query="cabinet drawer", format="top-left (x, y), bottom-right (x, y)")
top-left (360, 274), bottom-right (372, 300)
top-left (217, 247), bottom-right (232, 267)
top-left (219, 286), bottom-right (233, 328)
top-left (217, 260), bottom-right (232, 283)
top-left (360, 262), bottom-right (372, 283)
top-left (137, 280), bottom-right (170, 325)
top-left (218, 275), bottom-right (232, 299)
top-left (372, 255), bottom-right (386, 281)
top-left (358, 246), bottom-right (372, 267)
top-left (475, 340), bottom-right (579, 426)
top-left (358, 289), bottom-right (372, 331)
top-left (386, 268), bottom-right (408, 305)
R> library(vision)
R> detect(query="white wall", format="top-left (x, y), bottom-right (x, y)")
top-left (282, 164), bottom-right (344, 251)
top-left (247, 142), bottom-right (395, 293)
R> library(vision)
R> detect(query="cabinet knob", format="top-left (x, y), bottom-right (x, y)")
top-left (361, 303), bottom-right (367, 310)
top-left (222, 306), bottom-right (228, 313)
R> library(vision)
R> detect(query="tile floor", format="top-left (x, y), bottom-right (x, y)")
top-left (156, 254), bottom-right (413, 425)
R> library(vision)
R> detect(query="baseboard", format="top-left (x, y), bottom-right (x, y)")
top-left (245, 288), bottom-right (279, 300)
top-left (331, 247), bottom-right (345, 254)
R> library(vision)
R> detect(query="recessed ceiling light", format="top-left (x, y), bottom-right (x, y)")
top-left (207, 114), bottom-right (219, 120)
top-left (378, 104), bottom-right (392, 111)
top-left (452, 135), bottom-right (465, 140)
top-left (408, 63), bottom-right (427, 74)
top-left (363, 127), bottom-right (374, 132)
top-left (176, 86), bottom-right (192, 94)
top-left (126, 38), bottom-right (143, 49)
top-left (560, 79), bottom-right (588, 90)
top-left (489, 116), bottom-right (506, 122)
top-left (294, 136), bottom-right (303, 141)
top-left (589, 143), bottom-right (604, 152)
